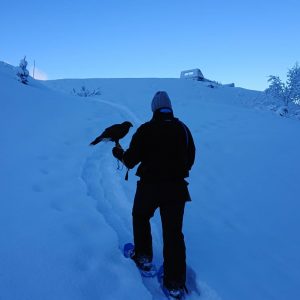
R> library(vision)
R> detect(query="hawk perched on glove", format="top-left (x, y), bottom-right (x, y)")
top-left (89, 121), bottom-right (133, 147)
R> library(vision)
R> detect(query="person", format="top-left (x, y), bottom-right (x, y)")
top-left (112, 91), bottom-right (195, 297)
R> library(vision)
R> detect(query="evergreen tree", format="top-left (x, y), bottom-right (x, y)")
top-left (17, 56), bottom-right (29, 84)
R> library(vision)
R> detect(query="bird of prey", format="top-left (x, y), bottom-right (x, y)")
top-left (89, 121), bottom-right (133, 147)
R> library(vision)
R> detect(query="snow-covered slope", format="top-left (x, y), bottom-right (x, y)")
top-left (1, 62), bottom-right (299, 300)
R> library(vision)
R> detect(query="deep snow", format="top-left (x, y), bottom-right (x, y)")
top-left (0, 61), bottom-right (299, 300)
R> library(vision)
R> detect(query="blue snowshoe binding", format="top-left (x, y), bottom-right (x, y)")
top-left (123, 243), bottom-right (157, 277)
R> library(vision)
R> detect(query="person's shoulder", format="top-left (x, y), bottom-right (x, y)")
top-left (137, 121), bottom-right (151, 130)
top-left (133, 122), bottom-right (151, 136)
top-left (174, 118), bottom-right (189, 128)
top-left (172, 117), bottom-right (185, 127)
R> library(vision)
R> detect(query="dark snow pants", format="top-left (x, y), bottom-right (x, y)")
top-left (132, 180), bottom-right (190, 287)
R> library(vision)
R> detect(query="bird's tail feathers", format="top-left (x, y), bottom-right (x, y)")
top-left (90, 136), bottom-right (104, 146)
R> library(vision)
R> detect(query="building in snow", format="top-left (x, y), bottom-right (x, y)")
top-left (180, 68), bottom-right (204, 81)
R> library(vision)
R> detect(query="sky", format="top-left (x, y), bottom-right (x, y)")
top-left (1, 0), bottom-right (299, 91)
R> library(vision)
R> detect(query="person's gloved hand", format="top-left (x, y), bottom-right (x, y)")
top-left (112, 146), bottom-right (124, 161)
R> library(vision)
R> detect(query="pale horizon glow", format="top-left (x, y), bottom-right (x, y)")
top-left (29, 66), bottom-right (48, 81)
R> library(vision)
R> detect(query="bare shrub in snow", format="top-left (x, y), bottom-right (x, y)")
top-left (276, 106), bottom-right (289, 116)
top-left (72, 86), bottom-right (101, 97)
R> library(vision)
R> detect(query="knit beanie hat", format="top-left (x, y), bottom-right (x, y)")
top-left (151, 91), bottom-right (173, 112)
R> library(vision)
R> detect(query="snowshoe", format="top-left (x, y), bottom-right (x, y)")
top-left (124, 242), bottom-right (135, 258)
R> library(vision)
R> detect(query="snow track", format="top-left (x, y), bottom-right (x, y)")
top-left (82, 149), bottom-right (133, 247)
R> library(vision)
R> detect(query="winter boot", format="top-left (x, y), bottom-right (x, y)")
top-left (157, 265), bottom-right (186, 299)
top-left (162, 285), bottom-right (185, 300)
top-left (123, 243), bottom-right (156, 277)
top-left (134, 255), bottom-right (156, 275)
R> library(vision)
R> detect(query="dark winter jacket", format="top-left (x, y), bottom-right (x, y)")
top-left (122, 110), bottom-right (195, 182)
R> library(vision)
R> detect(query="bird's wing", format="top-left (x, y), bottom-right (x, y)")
top-left (101, 124), bottom-right (120, 138)
top-left (90, 123), bottom-right (126, 146)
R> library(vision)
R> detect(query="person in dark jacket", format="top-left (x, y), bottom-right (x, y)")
top-left (112, 91), bottom-right (195, 296)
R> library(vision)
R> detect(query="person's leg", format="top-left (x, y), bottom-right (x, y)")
top-left (160, 200), bottom-right (186, 288)
top-left (132, 182), bottom-right (158, 260)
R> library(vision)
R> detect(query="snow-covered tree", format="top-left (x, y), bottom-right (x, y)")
top-left (266, 75), bottom-right (286, 103)
top-left (265, 62), bottom-right (300, 106)
top-left (17, 56), bottom-right (29, 84)
top-left (286, 62), bottom-right (300, 105)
